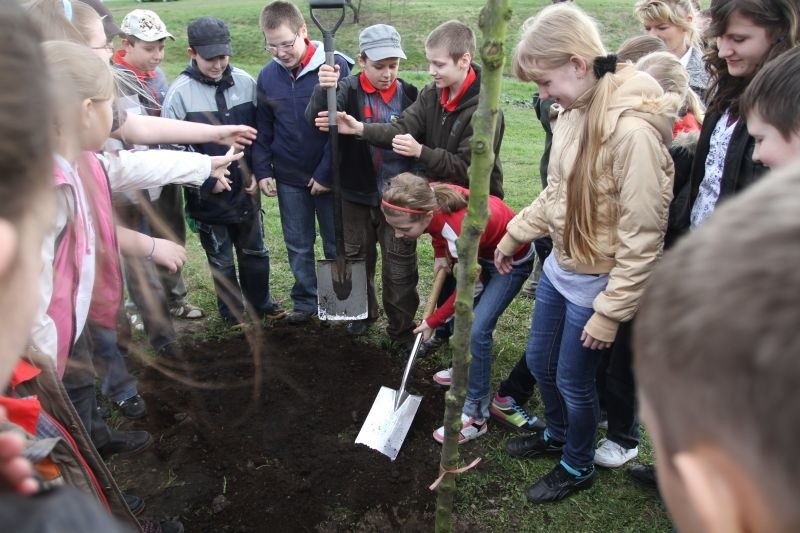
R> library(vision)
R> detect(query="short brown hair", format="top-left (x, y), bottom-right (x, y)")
top-left (425, 20), bottom-right (475, 63)
top-left (634, 165), bottom-right (800, 529)
top-left (616, 34), bottom-right (668, 63)
top-left (259, 0), bottom-right (304, 33)
top-left (740, 46), bottom-right (800, 140)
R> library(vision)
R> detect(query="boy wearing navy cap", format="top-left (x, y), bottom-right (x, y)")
top-left (163, 16), bottom-right (285, 326)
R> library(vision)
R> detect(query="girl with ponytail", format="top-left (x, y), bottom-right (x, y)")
top-left (494, 3), bottom-right (677, 502)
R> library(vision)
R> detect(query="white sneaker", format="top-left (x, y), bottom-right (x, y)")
top-left (432, 368), bottom-right (452, 387)
top-left (593, 438), bottom-right (638, 468)
top-left (433, 413), bottom-right (487, 444)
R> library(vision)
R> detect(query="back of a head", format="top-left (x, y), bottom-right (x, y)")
top-left (424, 20), bottom-right (475, 63)
top-left (42, 40), bottom-right (114, 117)
top-left (633, 0), bottom-right (699, 47)
top-left (617, 34), bottom-right (669, 63)
top-left (512, 3), bottom-right (605, 82)
top-left (24, 0), bottom-right (100, 46)
top-left (259, 0), bottom-right (304, 33)
top-left (740, 46), bottom-right (800, 140)
top-left (0, 1), bottom-right (52, 223)
top-left (636, 51), bottom-right (689, 101)
top-left (634, 165), bottom-right (800, 530)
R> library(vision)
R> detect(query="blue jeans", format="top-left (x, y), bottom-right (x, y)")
top-left (196, 211), bottom-right (278, 324)
top-left (89, 322), bottom-right (138, 404)
top-left (526, 271), bottom-right (601, 470)
top-left (276, 181), bottom-right (336, 313)
top-left (463, 258), bottom-right (532, 420)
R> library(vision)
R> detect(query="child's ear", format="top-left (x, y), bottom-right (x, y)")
top-left (187, 47), bottom-right (195, 59)
top-left (0, 220), bottom-right (18, 279)
top-left (570, 55), bottom-right (589, 79)
top-left (673, 446), bottom-right (765, 533)
top-left (459, 52), bottom-right (472, 69)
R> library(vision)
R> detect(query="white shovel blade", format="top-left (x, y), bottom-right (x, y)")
top-left (355, 386), bottom-right (422, 461)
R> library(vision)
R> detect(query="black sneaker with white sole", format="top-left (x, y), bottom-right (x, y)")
top-left (526, 462), bottom-right (595, 503)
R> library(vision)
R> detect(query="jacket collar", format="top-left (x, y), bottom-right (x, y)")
top-left (183, 61), bottom-right (235, 90)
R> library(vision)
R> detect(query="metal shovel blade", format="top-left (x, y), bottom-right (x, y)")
top-left (317, 258), bottom-right (368, 320)
top-left (355, 386), bottom-right (422, 461)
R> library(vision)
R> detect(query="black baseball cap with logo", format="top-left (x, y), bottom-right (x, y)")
top-left (188, 16), bottom-right (232, 59)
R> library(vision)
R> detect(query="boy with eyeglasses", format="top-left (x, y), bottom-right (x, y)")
top-left (253, 1), bottom-right (353, 325)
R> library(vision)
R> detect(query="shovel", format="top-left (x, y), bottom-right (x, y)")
top-left (310, 0), bottom-right (368, 321)
top-left (355, 269), bottom-right (448, 460)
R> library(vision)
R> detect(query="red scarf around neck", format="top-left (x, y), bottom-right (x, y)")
top-left (439, 66), bottom-right (476, 112)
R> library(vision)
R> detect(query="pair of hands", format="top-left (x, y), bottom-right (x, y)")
top-left (412, 259), bottom-right (453, 339)
top-left (495, 248), bottom-right (612, 350)
top-left (251, 177), bottom-right (330, 197)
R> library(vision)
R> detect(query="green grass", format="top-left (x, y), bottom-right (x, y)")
top-left (103, 0), bottom-right (670, 530)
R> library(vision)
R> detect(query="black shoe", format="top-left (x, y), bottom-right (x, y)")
top-left (96, 403), bottom-right (111, 420)
top-left (506, 431), bottom-right (564, 459)
top-left (117, 394), bottom-right (147, 419)
top-left (140, 519), bottom-right (184, 533)
top-left (97, 430), bottom-right (152, 460)
top-left (123, 493), bottom-right (145, 516)
top-left (286, 310), bottom-right (314, 325)
top-left (526, 462), bottom-right (595, 503)
top-left (345, 319), bottom-right (371, 336)
top-left (263, 303), bottom-right (287, 320)
top-left (628, 464), bottom-right (658, 488)
top-left (417, 335), bottom-right (447, 358)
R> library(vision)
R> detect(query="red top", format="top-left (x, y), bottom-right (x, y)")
top-left (673, 111), bottom-right (701, 137)
top-left (424, 184), bottom-right (531, 328)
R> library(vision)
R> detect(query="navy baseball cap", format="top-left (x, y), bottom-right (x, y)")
top-left (188, 16), bottom-right (232, 59)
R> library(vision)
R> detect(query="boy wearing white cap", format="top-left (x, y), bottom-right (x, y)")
top-left (305, 24), bottom-right (420, 350)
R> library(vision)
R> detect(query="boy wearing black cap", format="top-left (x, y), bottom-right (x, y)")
top-left (305, 24), bottom-right (419, 349)
top-left (163, 16), bottom-right (285, 326)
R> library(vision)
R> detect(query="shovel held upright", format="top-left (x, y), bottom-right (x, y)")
top-left (309, 0), bottom-right (368, 321)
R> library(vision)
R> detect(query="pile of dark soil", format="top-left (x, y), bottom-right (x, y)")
top-left (112, 323), bottom-right (454, 531)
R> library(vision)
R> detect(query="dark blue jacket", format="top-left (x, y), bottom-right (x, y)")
top-left (253, 41), bottom-right (353, 188)
top-left (162, 63), bottom-right (260, 224)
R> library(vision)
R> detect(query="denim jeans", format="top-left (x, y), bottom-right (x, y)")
top-left (526, 271), bottom-right (602, 470)
top-left (462, 257), bottom-right (532, 420)
top-left (342, 200), bottom-right (418, 341)
top-left (62, 333), bottom-right (113, 448)
top-left (89, 322), bottom-right (138, 404)
top-left (196, 211), bottom-right (278, 324)
top-left (276, 181), bottom-right (336, 314)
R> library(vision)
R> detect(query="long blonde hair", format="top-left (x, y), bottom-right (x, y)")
top-left (513, 4), bottom-right (616, 264)
top-left (637, 51), bottom-right (704, 123)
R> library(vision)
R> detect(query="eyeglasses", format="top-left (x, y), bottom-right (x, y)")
top-left (92, 43), bottom-right (114, 52)
top-left (264, 33), bottom-right (299, 53)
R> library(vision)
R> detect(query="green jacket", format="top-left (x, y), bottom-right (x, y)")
top-left (358, 63), bottom-right (504, 198)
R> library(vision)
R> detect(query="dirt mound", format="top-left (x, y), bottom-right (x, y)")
top-left (113, 323), bottom-right (451, 531)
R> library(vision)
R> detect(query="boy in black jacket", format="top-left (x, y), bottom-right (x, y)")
top-left (163, 16), bottom-right (285, 326)
top-left (306, 24), bottom-right (419, 349)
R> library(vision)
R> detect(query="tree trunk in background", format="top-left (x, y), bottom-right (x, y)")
top-left (434, 1), bottom-right (511, 531)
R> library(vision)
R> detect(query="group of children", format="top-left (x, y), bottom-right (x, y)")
top-left (0, 0), bottom-right (799, 530)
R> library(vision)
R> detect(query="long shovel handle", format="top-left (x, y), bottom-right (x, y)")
top-left (394, 269), bottom-right (448, 409)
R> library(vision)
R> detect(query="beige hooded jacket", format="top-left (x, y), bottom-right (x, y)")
top-left (497, 64), bottom-right (678, 341)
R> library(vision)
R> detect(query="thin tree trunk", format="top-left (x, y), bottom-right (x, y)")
top-left (434, 1), bottom-right (511, 531)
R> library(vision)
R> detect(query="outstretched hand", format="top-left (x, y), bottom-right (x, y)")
top-left (213, 125), bottom-right (258, 150)
top-left (151, 238), bottom-right (187, 273)
top-left (314, 110), bottom-right (362, 135)
top-left (209, 150), bottom-right (244, 190)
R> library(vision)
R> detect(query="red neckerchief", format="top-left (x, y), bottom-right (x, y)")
top-left (292, 39), bottom-right (316, 77)
top-left (113, 49), bottom-right (154, 84)
top-left (439, 66), bottom-right (476, 112)
top-left (359, 72), bottom-right (398, 105)
top-left (0, 360), bottom-right (45, 435)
